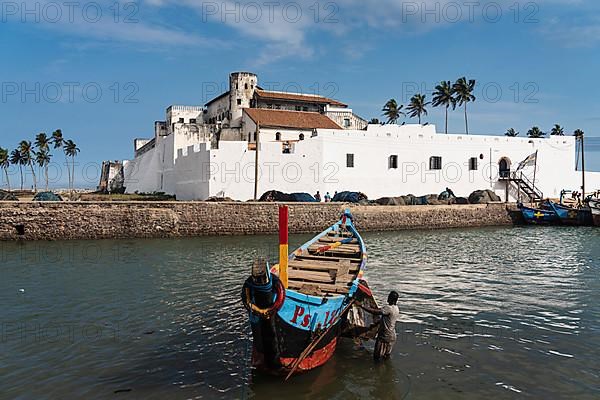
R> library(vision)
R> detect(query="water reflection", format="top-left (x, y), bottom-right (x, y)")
top-left (1, 227), bottom-right (599, 399)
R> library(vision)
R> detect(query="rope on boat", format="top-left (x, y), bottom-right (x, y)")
top-left (316, 237), bottom-right (354, 254)
top-left (241, 275), bottom-right (285, 319)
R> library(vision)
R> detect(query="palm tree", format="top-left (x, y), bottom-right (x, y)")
top-left (406, 93), bottom-right (430, 124)
top-left (0, 147), bottom-right (10, 191)
top-left (35, 133), bottom-right (51, 191)
top-left (550, 124), bottom-right (564, 136)
top-left (574, 129), bottom-right (584, 138)
top-left (453, 77), bottom-right (476, 134)
top-left (10, 149), bottom-right (25, 190)
top-left (369, 118), bottom-right (381, 124)
top-left (382, 99), bottom-right (405, 124)
top-left (52, 129), bottom-right (69, 188)
top-left (505, 128), bottom-right (519, 137)
top-left (527, 126), bottom-right (545, 138)
top-left (432, 81), bottom-right (456, 134)
top-left (64, 139), bottom-right (80, 194)
top-left (18, 140), bottom-right (37, 192)
top-left (35, 149), bottom-right (51, 191)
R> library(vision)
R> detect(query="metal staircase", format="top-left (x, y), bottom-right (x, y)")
top-left (503, 172), bottom-right (543, 202)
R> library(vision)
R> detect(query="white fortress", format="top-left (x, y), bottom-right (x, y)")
top-left (121, 72), bottom-right (599, 201)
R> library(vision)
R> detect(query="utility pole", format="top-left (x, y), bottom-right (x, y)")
top-left (253, 122), bottom-right (260, 201)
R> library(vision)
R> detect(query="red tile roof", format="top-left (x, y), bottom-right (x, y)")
top-left (244, 108), bottom-right (342, 130)
top-left (255, 89), bottom-right (347, 107)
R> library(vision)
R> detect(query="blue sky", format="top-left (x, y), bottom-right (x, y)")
top-left (1, 0), bottom-right (599, 187)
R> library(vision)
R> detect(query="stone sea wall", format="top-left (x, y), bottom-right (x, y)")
top-left (0, 202), bottom-right (520, 241)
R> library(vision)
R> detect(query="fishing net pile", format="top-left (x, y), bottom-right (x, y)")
top-left (32, 191), bottom-right (63, 201)
top-left (0, 190), bottom-right (18, 201)
top-left (259, 191), bottom-right (317, 202)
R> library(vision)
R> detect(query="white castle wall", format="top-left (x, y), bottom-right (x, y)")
top-left (124, 123), bottom-right (586, 202)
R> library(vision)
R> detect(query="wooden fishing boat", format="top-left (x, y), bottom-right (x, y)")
top-left (589, 198), bottom-right (600, 226)
top-left (518, 203), bottom-right (559, 225)
top-left (241, 207), bottom-right (378, 378)
top-left (542, 200), bottom-right (593, 226)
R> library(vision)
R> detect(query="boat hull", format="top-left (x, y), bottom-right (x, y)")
top-left (543, 201), bottom-right (593, 226)
top-left (590, 200), bottom-right (600, 226)
top-left (519, 204), bottom-right (558, 225)
top-left (248, 289), bottom-right (347, 374)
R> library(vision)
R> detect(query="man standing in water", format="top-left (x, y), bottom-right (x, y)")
top-left (360, 291), bottom-right (400, 361)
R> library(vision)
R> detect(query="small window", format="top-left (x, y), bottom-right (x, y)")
top-left (275, 132), bottom-right (281, 141)
top-left (389, 155), bottom-right (398, 169)
top-left (344, 118), bottom-right (351, 127)
top-left (248, 133), bottom-right (251, 142)
top-left (245, 83), bottom-right (248, 89)
top-left (178, 118), bottom-right (184, 123)
top-left (469, 157), bottom-right (478, 170)
top-left (346, 153), bottom-right (355, 168)
top-left (429, 156), bottom-right (442, 170)
top-left (189, 118), bottom-right (196, 124)
top-left (237, 99), bottom-right (242, 105)
top-left (299, 133), bottom-right (305, 141)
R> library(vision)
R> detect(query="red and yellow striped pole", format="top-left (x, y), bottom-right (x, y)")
top-left (279, 205), bottom-right (289, 288)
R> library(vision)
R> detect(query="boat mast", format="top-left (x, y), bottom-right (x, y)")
top-left (581, 133), bottom-right (586, 200)
top-left (533, 150), bottom-right (539, 200)
top-left (253, 122), bottom-right (260, 201)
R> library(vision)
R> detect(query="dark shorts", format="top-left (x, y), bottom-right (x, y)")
top-left (374, 337), bottom-right (395, 361)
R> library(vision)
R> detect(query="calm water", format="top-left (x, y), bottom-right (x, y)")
top-left (1, 227), bottom-right (599, 399)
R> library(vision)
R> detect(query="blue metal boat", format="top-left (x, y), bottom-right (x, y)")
top-left (518, 203), bottom-right (559, 224)
top-left (542, 200), bottom-right (593, 226)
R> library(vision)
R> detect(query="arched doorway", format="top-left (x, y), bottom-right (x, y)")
top-left (499, 158), bottom-right (511, 178)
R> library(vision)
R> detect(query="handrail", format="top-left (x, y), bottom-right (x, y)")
top-left (511, 171), bottom-right (543, 200)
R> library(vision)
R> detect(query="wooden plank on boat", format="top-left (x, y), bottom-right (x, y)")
top-left (317, 237), bottom-right (358, 244)
top-left (289, 259), bottom-right (359, 273)
top-left (327, 231), bottom-right (353, 238)
top-left (337, 261), bottom-right (351, 277)
top-left (308, 243), bottom-right (360, 253)
top-left (294, 254), bottom-right (361, 264)
top-left (288, 280), bottom-right (352, 295)
top-left (288, 269), bottom-right (335, 284)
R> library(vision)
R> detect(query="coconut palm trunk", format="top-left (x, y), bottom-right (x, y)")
top-left (70, 155), bottom-right (76, 198)
top-left (19, 165), bottom-right (23, 190)
top-left (464, 103), bottom-right (469, 135)
top-left (65, 155), bottom-right (71, 191)
top-left (4, 169), bottom-right (9, 192)
top-left (29, 162), bottom-right (37, 192)
top-left (445, 105), bottom-right (449, 134)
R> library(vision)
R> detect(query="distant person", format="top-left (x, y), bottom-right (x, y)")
top-left (314, 191), bottom-right (321, 202)
top-left (324, 192), bottom-right (331, 202)
top-left (446, 187), bottom-right (456, 198)
top-left (334, 191), bottom-right (338, 199)
top-left (360, 291), bottom-right (400, 361)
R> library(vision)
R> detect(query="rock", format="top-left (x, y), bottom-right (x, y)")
top-left (468, 190), bottom-right (501, 204)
